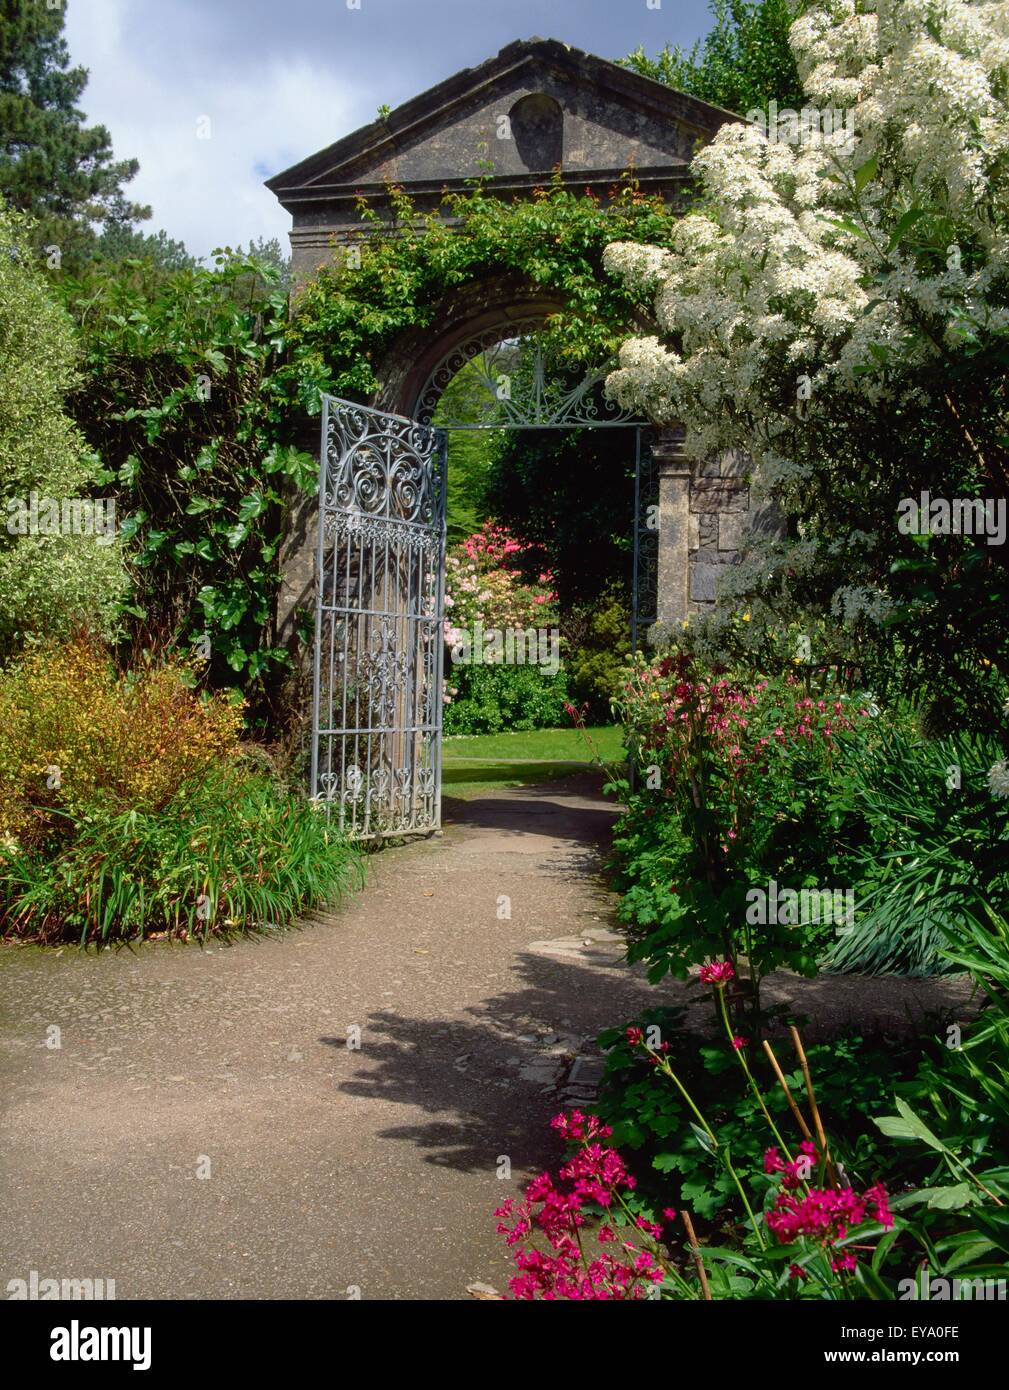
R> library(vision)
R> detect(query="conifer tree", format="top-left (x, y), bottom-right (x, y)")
top-left (0, 0), bottom-right (149, 264)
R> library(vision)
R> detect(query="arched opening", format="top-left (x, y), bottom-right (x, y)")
top-left (309, 291), bottom-right (663, 840)
top-left (508, 92), bottom-right (564, 171)
top-left (401, 321), bottom-right (656, 753)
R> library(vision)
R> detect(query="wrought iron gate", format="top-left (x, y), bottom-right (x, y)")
top-left (311, 397), bottom-right (447, 840)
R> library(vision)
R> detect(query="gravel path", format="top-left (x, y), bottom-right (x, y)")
top-left (0, 773), bottom-right (971, 1301)
top-left (0, 776), bottom-right (656, 1300)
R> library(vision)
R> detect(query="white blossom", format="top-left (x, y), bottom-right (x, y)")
top-left (606, 0), bottom-right (1009, 625)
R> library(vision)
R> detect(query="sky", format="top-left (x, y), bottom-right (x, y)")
top-left (65, 0), bottom-right (716, 261)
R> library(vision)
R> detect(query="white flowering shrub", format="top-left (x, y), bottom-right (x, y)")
top-left (0, 204), bottom-right (128, 653)
top-left (605, 0), bottom-right (1009, 726)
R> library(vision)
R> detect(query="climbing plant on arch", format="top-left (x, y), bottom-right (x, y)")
top-left (283, 177), bottom-right (683, 404)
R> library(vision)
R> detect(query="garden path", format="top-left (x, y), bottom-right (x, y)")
top-left (0, 775), bottom-right (652, 1299)
top-left (0, 774), bottom-right (971, 1301)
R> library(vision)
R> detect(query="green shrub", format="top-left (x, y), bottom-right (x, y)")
top-left (824, 728), bottom-right (1009, 975)
top-left (0, 765), bottom-right (361, 944)
top-left (443, 663), bottom-right (570, 735)
top-left (596, 1008), bottom-right (930, 1223)
top-left (0, 637), bottom-right (360, 942)
top-left (0, 635), bottom-right (242, 845)
top-left (0, 204), bottom-right (128, 653)
top-left (609, 650), bottom-right (882, 1006)
top-left (59, 249), bottom-right (318, 717)
top-left (566, 582), bottom-right (632, 716)
top-left (879, 910), bottom-right (1009, 1238)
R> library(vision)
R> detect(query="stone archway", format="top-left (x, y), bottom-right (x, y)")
top-left (371, 273), bottom-right (567, 422)
top-left (277, 272), bottom-right (699, 658)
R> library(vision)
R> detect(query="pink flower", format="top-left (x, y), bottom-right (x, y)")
top-left (550, 1111), bottom-right (612, 1143)
top-left (863, 1181), bottom-right (894, 1230)
top-left (498, 1118), bottom-right (656, 1300)
top-left (765, 1179), bottom-right (892, 1274)
top-left (699, 960), bottom-right (735, 986)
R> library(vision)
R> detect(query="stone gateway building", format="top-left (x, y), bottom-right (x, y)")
top-left (268, 37), bottom-right (761, 642)
top-left (268, 37), bottom-right (768, 837)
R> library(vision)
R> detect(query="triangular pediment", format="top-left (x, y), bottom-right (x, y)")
top-left (268, 37), bottom-right (735, 205)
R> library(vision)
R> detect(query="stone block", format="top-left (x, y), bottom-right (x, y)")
top-left (719, 448), bottom-right (752, 478)
top-left (690, 564), bottom-right (720, 603)
top-left (690, 479), bottom-right (749, 513)
top-left (568, 1057), bottom-right (606, 1087)
top-left (718, 512), bottom-right (750, 550)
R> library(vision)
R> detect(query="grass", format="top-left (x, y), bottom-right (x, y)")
top-left (0, 768), bottom-right (363, 944)
top-left (442, 724), bottom-right (625, 798)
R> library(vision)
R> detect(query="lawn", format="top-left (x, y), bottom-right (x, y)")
top-left (441, 724), bottom-right (625, 797)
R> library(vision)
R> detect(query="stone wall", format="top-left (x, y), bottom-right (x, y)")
top-left (688, 448), bottom-right (751, 612)
top-left (653, 432), bottom-right (764, 638)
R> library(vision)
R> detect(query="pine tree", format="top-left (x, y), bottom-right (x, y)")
top-left (0, 0), bottom-right (149, 263)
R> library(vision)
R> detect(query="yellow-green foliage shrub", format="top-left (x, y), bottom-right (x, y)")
top-left (0, 204), bottom-right (128, 650)
top-left (0, 636), bottom-right (243, 845)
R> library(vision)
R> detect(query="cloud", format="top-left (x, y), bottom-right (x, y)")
top-left (64, 0), bottom-right (713, 261)
top-left (66, 0), bottom-right (372, 259)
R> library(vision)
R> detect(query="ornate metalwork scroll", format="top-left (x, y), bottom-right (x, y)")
top-left (415, 320), bottom-right (644, 430)
top-left (311, 397), bottom-right (447, 840)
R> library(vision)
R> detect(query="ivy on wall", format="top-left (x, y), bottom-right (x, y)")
top-left (284, 178), bottom-right (681, 400)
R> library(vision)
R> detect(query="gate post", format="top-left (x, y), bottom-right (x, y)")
top-left (653, 424), bottom-right (691, 638)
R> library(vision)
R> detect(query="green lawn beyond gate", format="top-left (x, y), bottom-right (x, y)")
top-left (441, 725), bottom-right (624, 798)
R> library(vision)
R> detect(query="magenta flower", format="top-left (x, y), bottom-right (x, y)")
top-left (496, 1111), bottom-right (668, 1299)
top-left (699, 960), bottom-right (735, 986)
top-left (764, 1178), bottom-right (892, 1275)
top-left (764, 1146), bottom-right (783, 1175)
